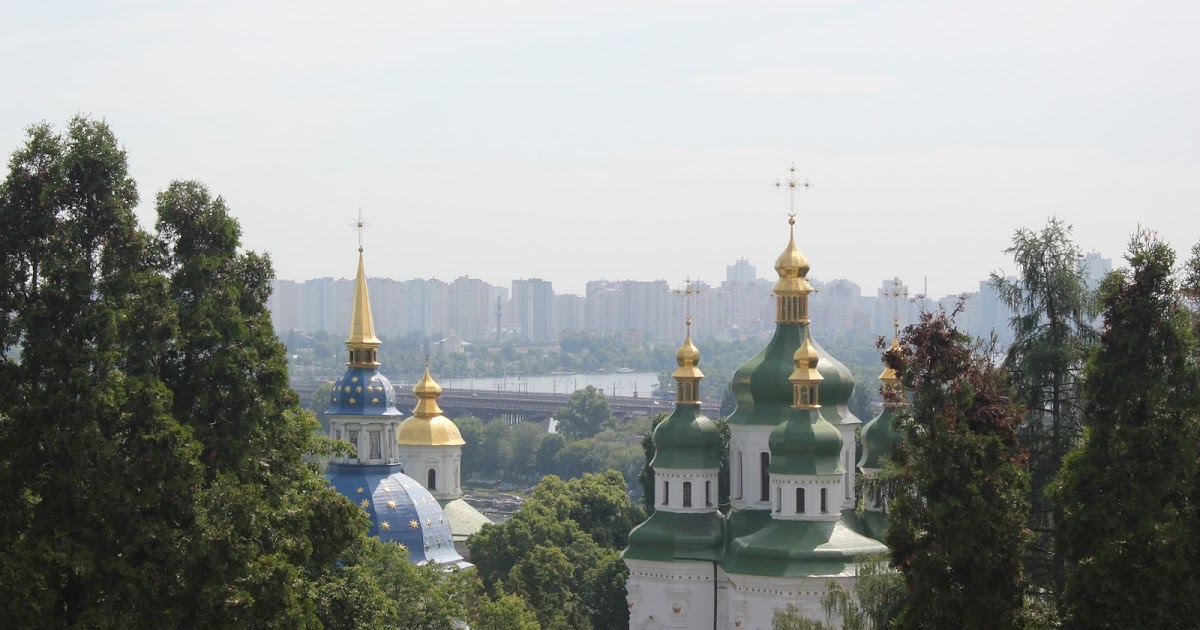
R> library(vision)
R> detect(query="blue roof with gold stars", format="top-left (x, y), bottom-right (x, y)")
top-left (326, 463), bottom-right (468, 567)
top-left (326, 367), bottom-right (402, 417)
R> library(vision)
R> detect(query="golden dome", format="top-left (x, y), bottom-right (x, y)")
top-left (672, 317), bottom-right (704, 380)
top-left (774, 216), bottom-right (811, 279)
top-left (773, 216), bottom-right (814, 296)
top-left (397, 414), bottom-right (465, 446)
top-left (788, 333), bottom-right (823, 383)
top-left (399, 366), bottom-right (465, 446)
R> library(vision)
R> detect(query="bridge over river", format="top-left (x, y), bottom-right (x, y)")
top-left (291, 379), bottom-right (719, 424)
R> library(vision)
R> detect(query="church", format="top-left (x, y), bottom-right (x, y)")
top-left (323, 244), bottom-right (490, 564)
top-left (624, 214), bottom-right (905, 629)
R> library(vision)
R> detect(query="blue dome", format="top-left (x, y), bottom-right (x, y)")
top-left (326, 463), bottom-right (467, 566)
top-left (326, 367), bottom-right (402, 417)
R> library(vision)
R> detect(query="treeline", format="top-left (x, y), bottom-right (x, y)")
top-left (803, 220), bottom-right (1200, 630)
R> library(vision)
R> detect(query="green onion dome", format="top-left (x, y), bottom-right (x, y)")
top-left (650, 405), bottom-right (722, 470)
top-left (859, 406), bottom-right (902, 471)
top-left (768, 408), bottom-right (844, 476)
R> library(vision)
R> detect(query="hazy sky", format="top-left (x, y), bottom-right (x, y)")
top-left (3, 1), bottom-right (1197, 297)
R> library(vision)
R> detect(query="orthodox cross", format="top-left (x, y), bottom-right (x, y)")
top-left (349, 209), bottom-right (371, 251)
top-left (674, 277), bottom-right (701, 327)
top-left (884, 277), bottom-right (909, 337)
top-left (773, 162), bottom-right (812, 219)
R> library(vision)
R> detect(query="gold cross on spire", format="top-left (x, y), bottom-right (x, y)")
top-left (349, 209), bottom-right (371, 252)
top-left (884, 277), bottom-right (909, 338)
top-left (674, 277), bottom-right (701, 325)
top-left (773, 162), bottom-right (812, 219)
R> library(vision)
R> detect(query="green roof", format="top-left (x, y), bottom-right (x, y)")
top-left (728, 323), bottom-right (804, 426)
top-left (650, 404), bottom-right (722, 470)
top-left (768, 407), bottom-right (844, 476)
top-left (859, 406), bottom-right (902, 471)
top-left (624, 511), bottom-right (725, 562)
top-left (438, 498), bottom-right (493, 542)
top-left (722, 510), bottom-right (887, 577)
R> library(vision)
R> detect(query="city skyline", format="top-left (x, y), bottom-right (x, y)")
top-left (3, 1), bottom-right (1196, 300)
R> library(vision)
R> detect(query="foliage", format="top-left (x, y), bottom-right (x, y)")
top-left (467, 472), bottom-right (643, 629)
top-left (471, 590), bottom-right (543, 630)
top-left (0, 118), bottom-right (458, 627)
top-left (990, 217), bottom-right (1097, 601)
top-left (554, 385), bottom-right (614, 439)
top-left (771, 554), bottom-right (906, 630)
top-left (883, 305), bottom-right (1030, 629)
top-left (1052, 231), bottom-right (1200, 629)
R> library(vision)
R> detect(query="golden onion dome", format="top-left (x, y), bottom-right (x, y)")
top-left (672, 318), bottom-right (703, 380)
top-left (397, 415), bottom-right (465, 446)
top-left (398, 367), bottom-right (465, 446)
top-left (774, 216), bottom-right (811, 280)
top-left (879, 337), bottom-right (902, 385)
top-left (788, 333), bottom-right (823, 383)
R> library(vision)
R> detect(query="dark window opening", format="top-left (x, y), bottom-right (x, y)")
top-left (683, 482), bottom-right (692, 508)
top-left (428, 468), bottom-right (437, 491)
top-left (760, 452), bottom-right (770, 501)
top-left (797, 487), bottom-right (805, 513)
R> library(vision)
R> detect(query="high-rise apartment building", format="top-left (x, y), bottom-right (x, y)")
top-left (512, 278), bottom-right (555, 342)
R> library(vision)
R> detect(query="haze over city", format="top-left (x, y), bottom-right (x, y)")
top-left (3, 1), bottom-right (1197, 296)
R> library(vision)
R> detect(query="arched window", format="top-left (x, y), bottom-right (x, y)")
top-left (760, 452), bottom-right (770, 502)
top-left (820, 488), bottom-right (828, 513)
top-left (775, 487), bottom-right (781, 513)
top-left (683, 482), bottom-right (692, 508)
top-left (428, 468), bottom-right (437, 491)
top-left (663, 481), bottom-right (670, 506)
top-left (796, 487), bottom-right (805, 513)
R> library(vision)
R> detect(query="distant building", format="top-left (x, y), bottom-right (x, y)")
top-left (512, 278), bottom-right (555, 342)
top-left (268, 279), bottom-right (301, 334)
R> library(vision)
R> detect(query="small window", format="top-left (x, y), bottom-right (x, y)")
top-left (796, 487), bottom-right (805, 514)
top-left (663, 481), bottom-right (670, 506)
top-left (820, 488), bottom-right (828, 513)
top-left (760, 453), bottom-right (770, 502)
top-left (705, 480), bottom-right (712, 507)
top-left (348, 431), bottom-right (359, 458)
top-left (683, 482), bottom-right (692, 508)
top-left (775, 487), bottom-right (781, 513)
top-left (428, 468), bottom-right (437, 491)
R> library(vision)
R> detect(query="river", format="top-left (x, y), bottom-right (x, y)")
top-left (390, 371), bottom-right (662, 398)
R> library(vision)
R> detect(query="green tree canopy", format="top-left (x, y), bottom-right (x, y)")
top-left (883, 305), bottom-right (1030, 629)
top-left (554, 385), bottom-right (614, 439)
top-left (1052, 231), bottom-right (1200, 629)
top-left (0, 118), bottom-right (467, 627)
top-left (468, 472), bottom-right (642, 629)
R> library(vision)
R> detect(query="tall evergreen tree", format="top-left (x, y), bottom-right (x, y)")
top-left (990, 217), bottom-right (1097, 602)
top-left (1053, 232), bottom-right (1200, 629)
top-left (0, 117), bottom-right (204, 625)
top-left (0, 118), bottom-right (463, 627)
top-left (884, 306), bottom-right (1030, 630)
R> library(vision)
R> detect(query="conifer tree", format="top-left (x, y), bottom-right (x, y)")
top-left (1053, 232), bottom-right (1200, 629)
top-left (990, 217), bottom-right (1097, 602)
top-left (0, 118), bottom-right (461, 627)
top-left (884, 306), bottom-right (1029, 629)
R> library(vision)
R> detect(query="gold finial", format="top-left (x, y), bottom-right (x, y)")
top-left (673, 277), bottom-right (701, 321)
top-left (346, 238), bottom-right (381, 366)
top-left (412, 366), bottom-right (444, 418)
top-left (772, 164), bottom-right (812, 285)
top-left (349, 209), bottom-right (371, 253)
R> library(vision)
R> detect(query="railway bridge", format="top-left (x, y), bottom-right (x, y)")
top-left (291, 379), bottom-right (718, 424)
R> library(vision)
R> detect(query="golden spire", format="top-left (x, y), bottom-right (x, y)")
top-left (412, 365), bottom-right (445, 419)
top-left (345, 213), bottom-right (381, 366)
top-left (672, 278), bottom-right (704, 405)
top-left (789, 331), bottom-right (824, 409)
